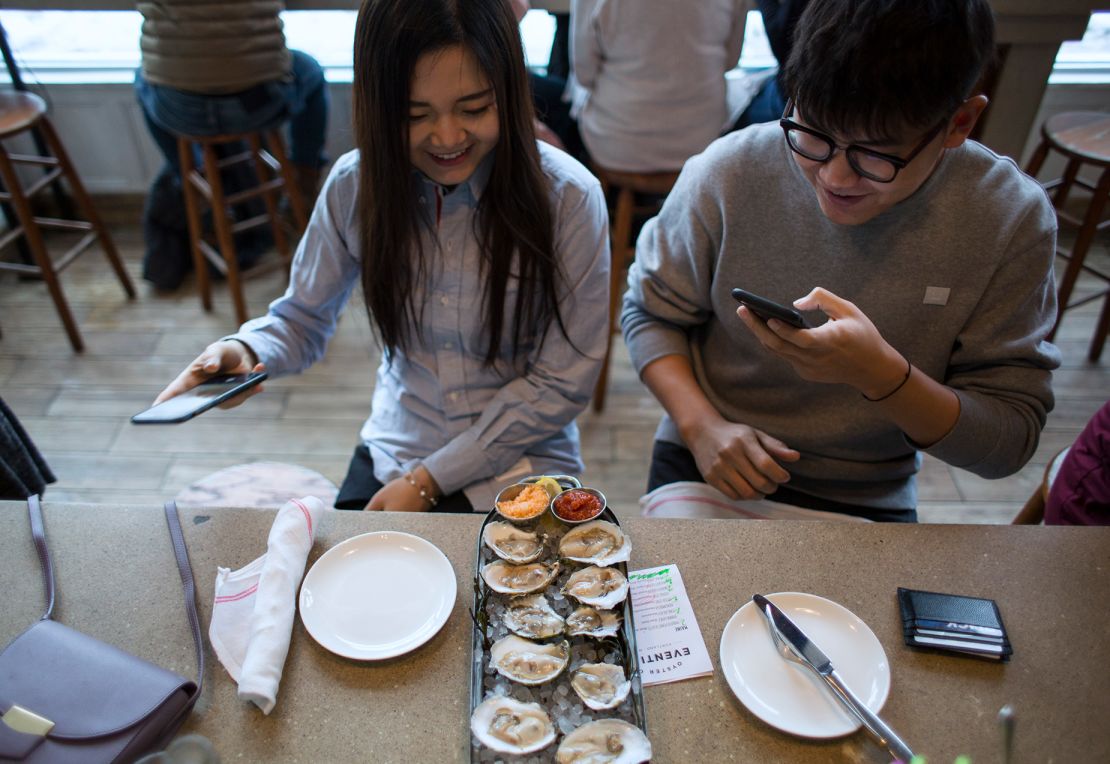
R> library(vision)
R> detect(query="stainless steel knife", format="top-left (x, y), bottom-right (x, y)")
top-left (752, 594), bottom-right (915, 762)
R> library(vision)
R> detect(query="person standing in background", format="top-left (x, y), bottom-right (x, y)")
top-left (569, 0), bottom-right (748, 173)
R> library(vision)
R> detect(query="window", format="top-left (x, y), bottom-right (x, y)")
top-left (0, 9), bottom-right (1106, 85)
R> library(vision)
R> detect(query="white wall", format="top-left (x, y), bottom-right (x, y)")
top-left (14, 79), bottom-right (1109, 194)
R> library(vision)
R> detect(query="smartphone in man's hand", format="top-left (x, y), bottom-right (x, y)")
top-left (131, 372), bottom-right (268, 424)
top-left (731, 288), bottom-right (812, 329)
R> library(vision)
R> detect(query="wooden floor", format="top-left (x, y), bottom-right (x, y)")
top-left (1, 212), bottom-right (1107, 524)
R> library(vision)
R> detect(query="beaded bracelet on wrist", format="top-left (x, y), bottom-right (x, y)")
top-left (404, 471), bottom-right (439, 507)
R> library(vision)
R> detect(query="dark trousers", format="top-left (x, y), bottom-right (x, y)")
top-left (647, 439), bottom-right (916, 523)
top-left (334, 444), bottom-right (474, 513)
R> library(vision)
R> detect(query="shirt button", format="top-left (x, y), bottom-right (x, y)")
top-left (449, 392), bottom-right (460, 402)
top-left (419, 196), bottom-right (426, 203)
top-left (440, 296), bottom-right (449, 306)
top-left (442, 342), bottom-right (453, 350)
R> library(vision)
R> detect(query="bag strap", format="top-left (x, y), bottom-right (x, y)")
top-left (24, 496), bottom-right (204, 695)
top-left (27, 494), bottom-right (55, 621)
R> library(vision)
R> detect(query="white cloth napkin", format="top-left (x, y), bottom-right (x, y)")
top-left (209, 496), bottom-right (327, 714)
top-left (639, 481), bottom-right (871, 522)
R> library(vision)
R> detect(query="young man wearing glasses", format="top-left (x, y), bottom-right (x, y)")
top-left (621, 0), bottom-right (1060, 521)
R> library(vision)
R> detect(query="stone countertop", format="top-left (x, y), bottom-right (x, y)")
top-left (2, 501), bottom-right (1108, 762)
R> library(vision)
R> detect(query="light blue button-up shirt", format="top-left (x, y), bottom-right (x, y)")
top-left (230, 143), bottom-right (610, 511)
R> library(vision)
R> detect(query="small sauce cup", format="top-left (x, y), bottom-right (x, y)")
top-left (551, 487), bottom-right (606, 525)
top-left (493, 482), bottom-right (552, 523)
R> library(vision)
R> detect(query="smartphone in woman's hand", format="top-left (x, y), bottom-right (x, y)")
top-left (131, 372), bottom-right (268, 424)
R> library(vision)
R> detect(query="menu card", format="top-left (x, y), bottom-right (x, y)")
top-left (629, 564), bottom-right (714, 686)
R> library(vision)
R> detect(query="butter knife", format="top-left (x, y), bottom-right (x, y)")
top-left (752, 594), bottom-right (915, 762)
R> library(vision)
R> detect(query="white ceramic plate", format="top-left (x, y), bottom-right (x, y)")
top-left (719, 592), bottom-right (891, 738)
top-left (299, 531), bottom-right (456, 660)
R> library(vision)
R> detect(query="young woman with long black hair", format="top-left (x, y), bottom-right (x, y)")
top-left (154, 0), bottom-right (611, 512)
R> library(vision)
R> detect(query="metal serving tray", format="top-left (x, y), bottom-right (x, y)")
top-left (468, 477), bottom-right (648, 762)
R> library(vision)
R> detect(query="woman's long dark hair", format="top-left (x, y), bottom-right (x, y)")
top-left (352, 0), bottom-right (566, 364)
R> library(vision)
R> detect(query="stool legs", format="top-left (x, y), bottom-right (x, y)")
top-left (178, 138), bottom-right (211, 312)
top-left (201, 143), bottom-right (250, 325)
top-left (37, 117), bottom-right (135, 301)
top-left (0, 145), bottom-right (83, 351)
top-left (176, 129), bottom-right (307, 326)
top-left (1091, 289), bottom-right (1110, 362)
top-left (1049, 166), bottom-right (1110, 342)
top-left (593, 185), bottom-right (636, 413)
top-left (248, 131), bottom-right (290, 265)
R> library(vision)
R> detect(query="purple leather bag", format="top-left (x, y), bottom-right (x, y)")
top-left (0, 497), bottom-right (203, 763)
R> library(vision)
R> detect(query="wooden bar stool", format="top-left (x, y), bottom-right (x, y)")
top-left (177, 129), bottom-right (309, 325)
top-left (591, 165), bottom-right (681, 412)
top-left (1024, 111), bottom-right (1110, 362)
top-left (0, 91), bottom-right (135, 352)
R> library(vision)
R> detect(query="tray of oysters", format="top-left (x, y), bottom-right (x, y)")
top-left (469, 475), bottom-right (651, 763)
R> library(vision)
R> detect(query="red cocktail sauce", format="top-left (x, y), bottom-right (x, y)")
top-left (553, 489), bottom-right (603, 522)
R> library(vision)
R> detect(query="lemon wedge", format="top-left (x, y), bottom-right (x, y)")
top-left (534, 476), bottom-right (563, 499)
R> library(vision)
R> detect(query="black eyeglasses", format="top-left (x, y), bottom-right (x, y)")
top-left (779, 99), bottom-right (947, 183)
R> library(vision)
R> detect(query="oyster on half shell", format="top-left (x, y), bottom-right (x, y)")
top-left (470, 695), bottom-right (556, 755)
top-left (555, 719), bottom-right (652, 764)
top-left (570, 663), bottom-right (632, 710)
top-left (503, 594), bottom-right (565, 639)
top-left (482, 559), bottom-right (561, 595)
top-left (489, 635), bottom-right (570, 685)
top-left (558, 520), bottom-right (630, 567)
top-left (562, 565), bottom-right (629, 610)
top-left (565, 606), bottom-right (622, 639)
top-left (482, 521), bottom-right (544, 563)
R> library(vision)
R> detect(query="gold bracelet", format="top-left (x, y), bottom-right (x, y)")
top-left (404, 471), bottom-right (439, 507)
top-left (863, 356), bottom-right (913, 402)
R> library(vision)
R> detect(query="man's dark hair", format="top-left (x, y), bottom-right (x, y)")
top-left (781, 0), bottom-right (995, 141)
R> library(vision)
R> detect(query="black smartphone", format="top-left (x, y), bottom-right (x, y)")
top-left (731, 288), bottom-right (812, 329)
top-left (131, 372), bottom-right (268, 424)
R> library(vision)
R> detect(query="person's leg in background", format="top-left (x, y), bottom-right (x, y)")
top-left (281, 50), bottom-right (330, 205)
top-left (731, 76), bottom-right (787, 131)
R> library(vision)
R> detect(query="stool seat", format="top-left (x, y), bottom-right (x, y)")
top-left (0, 92), bottom-right (46, 138)
top-left (174, 461), bottom-right (338, 509)
top-left (1024, 110), bottom-right (1110, 363)
top-left (591, 164), bottom-right (681, 411)
top-left (1041, 112), bottom-right (1110, 166)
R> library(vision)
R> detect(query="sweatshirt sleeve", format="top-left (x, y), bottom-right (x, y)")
top-left (620, 149), bottom-right (724, 375)
top-left (922, 205), bottom-right (1061, 478)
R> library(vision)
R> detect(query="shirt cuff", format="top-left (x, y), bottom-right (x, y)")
top-left (921, 389), bottom-right (999, 470)
top-left (423, 430), bottom-right (495, 498)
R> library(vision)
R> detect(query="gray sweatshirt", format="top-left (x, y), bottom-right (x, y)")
top-left (621, 123), bottom-right (1061, 511)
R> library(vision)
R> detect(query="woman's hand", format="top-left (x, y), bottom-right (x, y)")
top-left (154, 340), bottom-right (265, 408)
top-left (735, 287), bottom-right (907, 399)
top-left (365, 466), bottom-right (442, 511)
top-left (687, 415), bottom-right (800, 500)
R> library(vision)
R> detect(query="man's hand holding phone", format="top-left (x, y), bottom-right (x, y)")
top-left (736, 286), bottom-right (907, 398)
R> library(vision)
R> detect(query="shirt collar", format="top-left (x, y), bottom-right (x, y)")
top-left (413, 150), bottom-right (494, 204)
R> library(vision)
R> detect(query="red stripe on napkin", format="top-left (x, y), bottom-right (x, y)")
top-left (215, 583), bottom-right (259, 603)
top-left (291, 498), bottom-right (313, 537)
